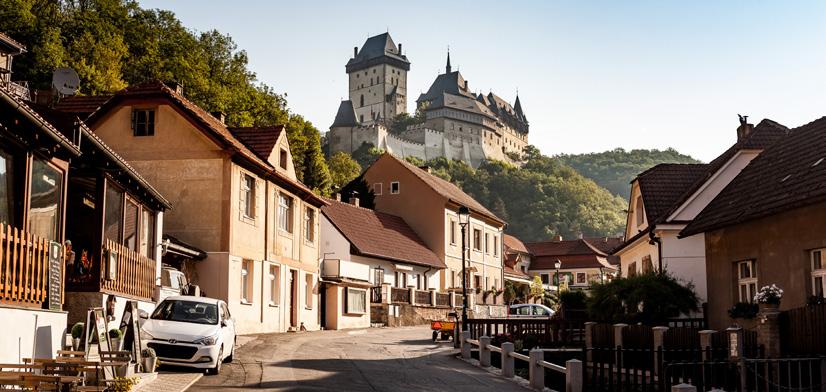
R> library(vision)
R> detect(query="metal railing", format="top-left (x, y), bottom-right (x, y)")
top-left (415, 290), bottom-right (431, 305)
top-left (390, 287), bottom-right (409, 304)
top-left (370, 286), bottom-right (382, 303)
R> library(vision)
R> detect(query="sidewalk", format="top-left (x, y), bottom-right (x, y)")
top-left (135, 371), bottom-right (202, 392)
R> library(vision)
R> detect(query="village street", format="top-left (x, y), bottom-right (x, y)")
top-left (190, 326), bottom-right (526, 391)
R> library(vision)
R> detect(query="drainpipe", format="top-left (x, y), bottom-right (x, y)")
top-left (261, 181), bottom-right (270, 324)
top-left (648, 230), bottom-right (663, 273)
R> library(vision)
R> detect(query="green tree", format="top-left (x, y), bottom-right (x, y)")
top-left (327, 152), bottom-right (361, 190)
top-left (530, 276), bottom-right (544, 299)
top-left (351, 142), bottom-right (383, 168)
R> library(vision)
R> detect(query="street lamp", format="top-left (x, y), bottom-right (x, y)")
top-left (554, 259), bottom-right (562, 297)
top-left (458, 206), bottom-right (471, 331)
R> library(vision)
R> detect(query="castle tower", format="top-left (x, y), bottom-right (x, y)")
top-left (346, 33), bottom-right (410, 125)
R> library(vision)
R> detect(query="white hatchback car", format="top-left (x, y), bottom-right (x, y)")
top-left (509, 303), bottom-right (556, 318)
top-left (140, 296), bottom-right (236, 375)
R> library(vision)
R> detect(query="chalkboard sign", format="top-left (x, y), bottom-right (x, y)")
top-left (119, 300), bottom-right (142, 365)
top-left (85, 307), bottom-right (115, 380)
top-left (48, 241), bottom-right (62, 310)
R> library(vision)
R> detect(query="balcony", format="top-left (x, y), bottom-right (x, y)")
top-left (100, 240), bottom-right (156, 300)
top-left (1, 80), bottom-right (30, 101)
top-left (321, 259), bottom-right (370, 282)
top-left (0, 224), bottom-right (57, 309)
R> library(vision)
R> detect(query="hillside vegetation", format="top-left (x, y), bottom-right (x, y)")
top-left (557, 148), bottom-right (700, 198)
top-left (1, 0), bottom-right (331, 193)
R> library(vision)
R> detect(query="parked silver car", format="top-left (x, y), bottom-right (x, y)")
top-left (509, 303), bottom-right (555, 318)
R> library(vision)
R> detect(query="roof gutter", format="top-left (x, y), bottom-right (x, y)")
top-left (0, 89), bottom-right (81, 157)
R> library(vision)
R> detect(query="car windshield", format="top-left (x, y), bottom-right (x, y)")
top-left (151, 299), bottom-right (218, 325)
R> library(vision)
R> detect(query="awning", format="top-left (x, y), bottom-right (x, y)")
top-left (162, 234), bottom-right (207, 260)
top-left (504, 275), bottom-right (532, 284)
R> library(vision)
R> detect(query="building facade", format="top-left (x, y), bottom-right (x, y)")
top-left (329, 33), bottom-right (529, 168)
top-left (526, 238), bottom-right (618, 291)
top-left (85, 81), bottom-right (326, 335)
top-left (360, 153), bottom-right (506, 298)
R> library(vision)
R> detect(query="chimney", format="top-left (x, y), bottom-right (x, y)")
top-left (398, 43), bottom-right (402, 54)
top-left (737, 114), bottom-right (754, 142)
top-left (354, 46), bottom-right (358, 57)
top-left (349, 197), bottom-right (360, 207)
top-left (464, 80), bottom-right (469, 90)
top-left (211, 111), bottom-right (225, 124)
top-left (418, 165), bottom-right (431, 174)
top-left (168, 80), bottom-right (184, 95)
top-left (335, 193), bottom-right (341, 202)
top-left (554, 235), bottom-right (563, 242)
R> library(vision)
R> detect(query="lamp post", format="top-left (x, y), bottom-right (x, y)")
top-left (458, 206), bottom-right (470, 331)
top-left (554, 259), bottom-right (562, 297)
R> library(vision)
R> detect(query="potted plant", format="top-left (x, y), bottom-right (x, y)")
top-left (141, 348), bottom-right (158, 373)
top-left (482, 289), bottom-right (491, 304)
top-left (71, 322), bottom-right (84, 350)
top-left (754, 284), bottom-right (783, 312)
top-left (108, 328), bottom-right (124, 351)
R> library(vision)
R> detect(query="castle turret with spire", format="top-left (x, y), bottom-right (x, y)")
top-left (329, 34), bottom-right (529, 168)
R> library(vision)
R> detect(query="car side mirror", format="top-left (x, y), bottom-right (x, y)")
top-left (221, 320), bottom-right (228, 327)
top-left (138, 310), bottom-right (149, 319)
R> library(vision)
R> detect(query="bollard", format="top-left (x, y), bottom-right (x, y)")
top-left (529, 349), bottom-right (544, 390)
top-left (502, 342), bottom-right (515, 378)
top-left (565, 359), bottom-right (583, 392)
top-left (671, 383), bottom-right (697, 392)
top-left (479, 336), bottom-right (491, 367)
top-left (461, 331), bottom-right (471, 360)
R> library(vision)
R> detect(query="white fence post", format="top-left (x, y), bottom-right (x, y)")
top-left (479, 336), bottom-right (491, 367)
top-left (430, 289), bottom-right (437, 307)
top-left (502, 342), bottom-right (515, 378)
top-left (613, 323), bottom-right (627, 367)
top-left (699, 330), bottom-right (716, 361)
top-left (461, 331), bottom-right (471, 360)
top-left (529, 349), bottom-right (544, 390)
top-left (409, 287), bottom-right (415, 305)
top-left (652, 326), bottom-right (668, 376)
top-left (565, 359), bottom-right (583, 392)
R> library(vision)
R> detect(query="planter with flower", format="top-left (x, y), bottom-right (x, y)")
top-left (754, 284), bottom-right (783, 312)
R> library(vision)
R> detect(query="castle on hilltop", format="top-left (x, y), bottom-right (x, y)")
top-left (328, 33), bottom-right (529, 167)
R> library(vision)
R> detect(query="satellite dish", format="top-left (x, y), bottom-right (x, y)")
top-left (52, 67), bottom-right (80, 96)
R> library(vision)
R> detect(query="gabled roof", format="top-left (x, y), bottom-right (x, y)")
top-left (321, 199), bottom-right (444, 268)
top-left (682, 116), bottom-right (826, 236)
top-left (381, 153), bottom-right (504, 224)
top-left (422, 92), bottom-right (497, 120)
top-left (346, 33), bottom-right (410, 73)
top-left (417, 71), bottom-right (476, 104)
top-left (526, 239), bottom-right (615, 270)
top-left (636, 163), bottom-right (710, 224)
top-left (0, 87), bottom-right (80, 157)
top-left (504, 234), bottom-right (529, 254)
top-left (85, 80), bottom-right (325, 207)
top-left (54, 95), bottom-right (112, 118)
top-left (228, 125), bottom-right (284, 161)
top-left (583, 237), bottom-right (624, 255)
top-left (0, 32), bottom-right (25, 54)
top-left (331, 100), bottom-right (358, 128)
top-left (29, 103), bottom-right (171, 210)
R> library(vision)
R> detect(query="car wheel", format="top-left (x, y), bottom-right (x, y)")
top-left (207, 347), bottom-right (223, 375)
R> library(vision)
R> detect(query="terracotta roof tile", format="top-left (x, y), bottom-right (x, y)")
top-left (322, 199), bottom-right (444, 268)
top-left (504, 264), bottom-right (529, 278)
top-left (583, 237), bottom-right (623, 254)
top-left (383, 153), bottom-right (504, 224)
top-left (53, 95), bottom-right (112, 117)
top-left (503, 234), bottom-right (529, 254)
top-left (683, 116), bottom-right (826, 236)
top-left (526, 239), bottom-right (616, 270)
top-left (228, 125), bottom-right (284, 161)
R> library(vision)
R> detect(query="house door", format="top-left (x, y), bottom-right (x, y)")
top-left (289, 270), bottom-right (298, 328)
top-left (319, 282), bottom-right (327, 330)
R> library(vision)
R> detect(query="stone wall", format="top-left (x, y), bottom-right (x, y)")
top-left (371, 304), bottom-right (456, 327)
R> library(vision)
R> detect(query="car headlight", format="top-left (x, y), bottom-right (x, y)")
top-left (140, 329), bottom-right (155, 341)
top-left (193, 334), bottom-right (219, 346)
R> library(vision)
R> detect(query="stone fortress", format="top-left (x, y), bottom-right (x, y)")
top-left (328, 33), bottom-right (529, 168)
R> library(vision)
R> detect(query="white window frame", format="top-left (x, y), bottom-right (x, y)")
top-left (450, 219), bottom-right (456, 245)
top-left (241, 173), bottom-right (255, 219)
top-left (812, 249), bottom-right (826, 298)
top-left (345, 287), bottom-right (367, 314)
top-left (241, 260), bottom-right (253, 303)
top-left (390, 181), bottom-right (400, 194)
top-left (278, 193), bottom-right (293, 233)
top-left (485, 233), bottom-right (490, 254)
top-left (473, 228), bottom-right (481, 251)
top-left (737, 260), bottom-right (757, 303)
top-left (493, 235), bottom-right (498, 256)
top-left (304, 207), bottom-right (315, 243)
top-left (576, 272), bottom-right (587, 285)
top-left (269, 265), bottom-right (280, 306)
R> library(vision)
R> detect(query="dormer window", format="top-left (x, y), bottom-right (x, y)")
top-left (132, 108), bottom-right (155, 136)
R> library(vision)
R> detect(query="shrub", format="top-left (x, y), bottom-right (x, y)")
top-left (142, 348), bottom-right (157, 358)
top-left (728, 302), bottom-right (758, 319)
top-left (109, 328), bottom-right (123, 339)
top-left (71, 323), bottom-right (84, 339)
top-left (586, 272), bottom-right (698, 324)
top-left (559, 290), bottom-right (587, 310)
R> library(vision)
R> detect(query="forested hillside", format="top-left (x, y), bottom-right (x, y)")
top-left (556, 148), bottom-right (700, 198)
top-left (0, 0), bottom-right (331, 193)
top-left (337, 145), bottom-right (627, 241)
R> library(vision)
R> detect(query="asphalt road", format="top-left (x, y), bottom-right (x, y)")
top-left (192, 325), bottom-right (527, 391)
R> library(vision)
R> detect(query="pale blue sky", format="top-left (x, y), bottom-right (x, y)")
top-left (138, 1), bottom-right (826, 162)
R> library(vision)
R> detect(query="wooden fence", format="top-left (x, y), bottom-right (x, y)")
top-left (0, 224), bottom-right (53, 308)
top-left (99, 240), bottom-right (155, 300)
top-left (780, 303), bottom-right (826, 356)
top-left (390, 287), bottom-right (409, 304)
top-left (465, 318), bottom-right (585, 348)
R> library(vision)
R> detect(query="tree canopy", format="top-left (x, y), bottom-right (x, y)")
top-left (557, 148), bottom-right (700, 198)
top-left (0, 0), bottom-right (331, 193)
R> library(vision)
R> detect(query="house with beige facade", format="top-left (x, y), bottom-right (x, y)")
top-left (526, 238), bottom-right (618, 290)
top-left (361, 153), bottom-right (506, 308)
top-left (81, 80), bottom-right (327, 335)
top-left (320, 197), bottom-right (445, 329)
top-left (613, 118), bottom-right (788, 303)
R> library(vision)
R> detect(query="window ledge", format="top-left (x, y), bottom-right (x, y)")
top-left (304, 307), bottom-right (313, 311)
top-left (268, 303), bottom-right (279, 308)
top-left (240, 300), bottom-right (253, 306)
